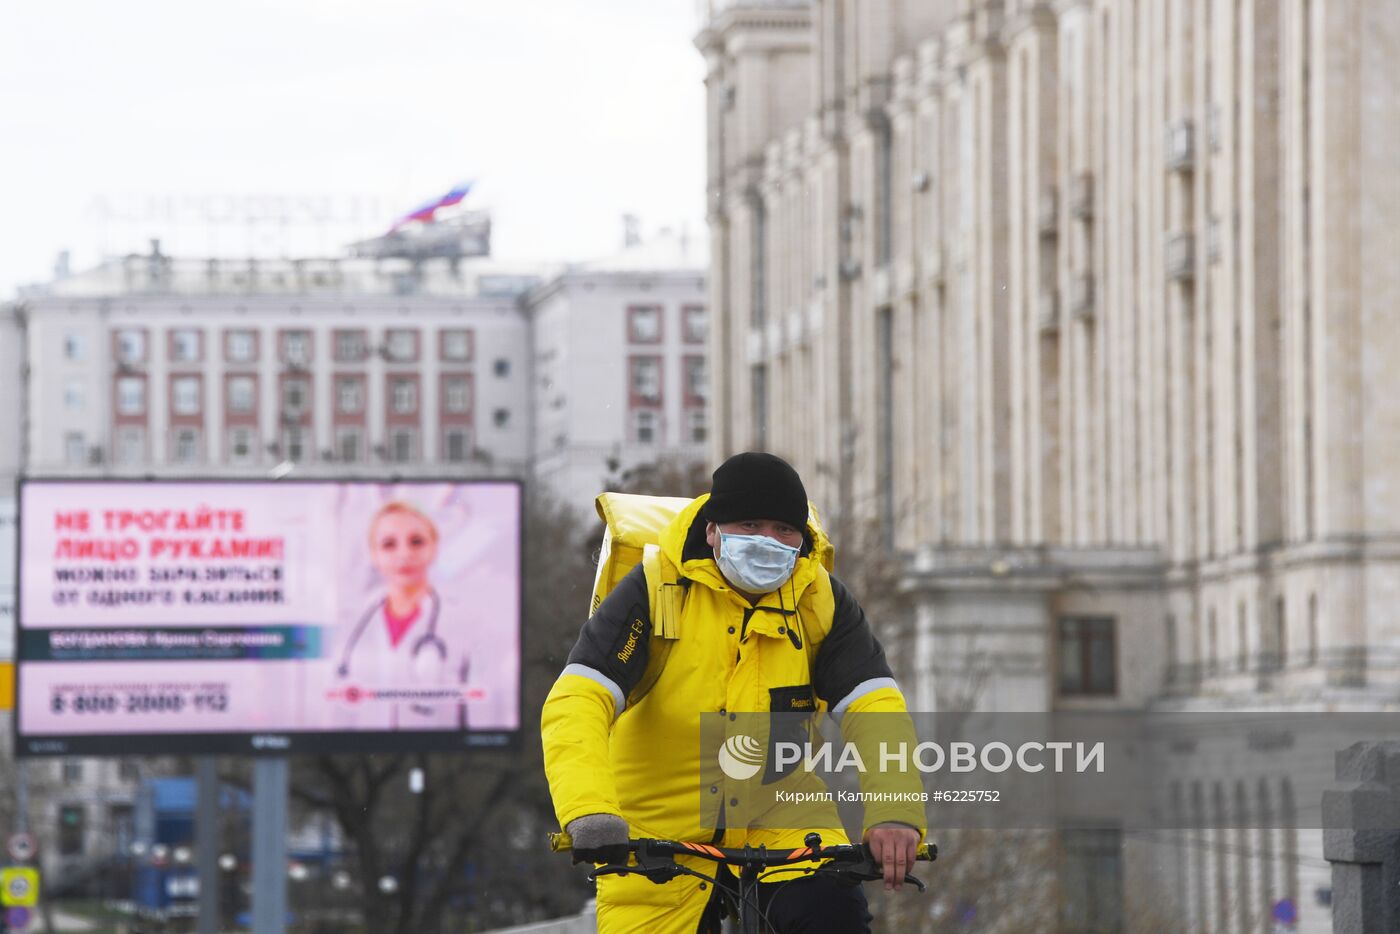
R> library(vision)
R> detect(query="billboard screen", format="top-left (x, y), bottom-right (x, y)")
top-left (14, 479), bottom-right (522, 756)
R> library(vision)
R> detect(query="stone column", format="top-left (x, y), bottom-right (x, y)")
top-left (1322, 742), bottom-right (1400, 933)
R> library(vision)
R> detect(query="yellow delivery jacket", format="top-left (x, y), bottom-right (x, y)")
top-left (541, 494), bottom-right (924, 933)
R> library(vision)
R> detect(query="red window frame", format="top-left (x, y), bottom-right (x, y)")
top-left (385, 372), bottom-right (421, 426)
top-left (628, 354), bottom-right (664, 407)
top-left (682, 304), bottom-right (707, 344)
top-left (439, 329), bottom-right (475, 363)
top-left (384, 328), bottom-right (421, 363)
top-left (223, 329), bottom-right (261, 365)
top-left (627, 305), bottom-right (664, 344)
top-left (278, 328), bottom-right (315, 366)
top-left (223, 373), bottom-right (259, 426)
top-left (167, 373), bottom-right (204, 425)
top-left (332, 328), bottom-right (369, 363)
top-left (167, 328), bottom-right (204, 364)
top-left (112, 327), bottom-right (150, 366)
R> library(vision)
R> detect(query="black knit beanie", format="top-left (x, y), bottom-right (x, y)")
top-left (702, 452), bottom-right (808, 530)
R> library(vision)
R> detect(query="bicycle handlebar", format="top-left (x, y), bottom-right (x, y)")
top-left (549, 830), bottom-right (936, 866)
top-left (549, 831), bottom-right (936, 891)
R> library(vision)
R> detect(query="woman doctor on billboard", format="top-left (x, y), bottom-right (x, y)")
top-left (335, 501), bottom-right (469, 728)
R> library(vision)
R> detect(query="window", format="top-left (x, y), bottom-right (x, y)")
top-left (336, 377), bottom-right (364, 415)
top-left (685, 356), bottom-right (708, 401)
top-left (1237, 601), bottom-right (1249, 672)
top-left (683, 305), bottom-right (707, 343)
top-left (440, 329), bottom-right (472, 362)
top-left (110, 803), bottom-right (135, 857)
top-left (628, 305), bottom-right (662, 343)
top-left (1058, 617), bottom-right (1117, 696)
top-left (62, 760), bottom-right (84, 782)
top-left (227, 376), bottom-right (256, 414)
top-left (390, 428), bottom-right (417, 462)
top-left (385, 329), bottom-right (418, 362)
top-left (493, 408), bottom-right (510, 429)
top-left (115, 329), bottom-right (146, 364)
top-left (64, 432), bottom-right (86, 466)
top-left (751, 364), bottom-right (768, 449)
top-left (1271, 597), bottom-right (1287, 672)
top-left (494, 358), bottom-right (510, 378)
top-left (282, 378), bottom-right (309, 416)
top-left (336, 427), bottom-right (362, 463)
top-left (877, 306), bottom-right (895, 543)
top-left (169, 329), bottom-right (201, 363)
top-left (443, 376), bottom-right (472, 414)
top-left (227, 427), bottom-right (255, 465)
top-left (1165, 615), bottom-right (1178, 684)
top-left (118, 760), bottom-right (139, 783)
top-left (633, 409), bottom-right (658, 444)
top-left (1058, 828), bottom-right (1123, 933)
top-left (390, 377), bottom-right (418, 414)
top-left (334, 329), bottom-right (367, 362)
top-left (58, 804), bottom-right (85, 856)
top-left (1208, 610), bottom-right (1219, 675)
top-left (64, 380), bottom-right (85, 411)
top-left (630, 357), bottom-right (661, 403)
top-left (116, 377), bottom-right (146, 416)
top-left (688, 408), bottom-right (707, 444)
top-left (226, 330), bottom-right (257, 363)
top-left (281, 427), bottom-right (307, 463)
top-left (171, 376), bottom-right (201, 416)
top-left (171, 428), bottom-right (200, 464)
top-left (1307, 594), bottom-right (1319, 665)
top-left (114, 427), bottom-right (145, 465)
top-left (444, 429), bottom-right (471, 462)
top-left (281, 330), bottom-right (312, 365)
top-left (64, 332), bottom-right (85, 361)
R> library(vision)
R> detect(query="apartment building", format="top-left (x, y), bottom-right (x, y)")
top-left (697, 1), bottom-right (1399, 930)
top-left (16, 249), bottom-right (541, 478)
top-left (525, 228), bottom-right (709, 513)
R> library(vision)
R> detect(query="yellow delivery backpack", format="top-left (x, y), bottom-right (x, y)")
top-left (589, 491), bottom-right (835, 711)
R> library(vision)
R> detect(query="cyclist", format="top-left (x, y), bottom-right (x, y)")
top-left (543, 452), bottom-right (925, 932)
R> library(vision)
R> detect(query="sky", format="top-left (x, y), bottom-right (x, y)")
top-left (0, 0), bottom-right (709, 298)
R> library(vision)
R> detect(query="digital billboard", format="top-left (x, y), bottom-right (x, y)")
top-left (14, 480), bottom-right (522, 756)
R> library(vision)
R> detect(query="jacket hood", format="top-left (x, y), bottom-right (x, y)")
top-left (659, 493), bottom-right (834, 598)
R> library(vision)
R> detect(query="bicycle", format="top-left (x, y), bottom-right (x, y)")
top-left (550, 830), bottom-right (937, 934)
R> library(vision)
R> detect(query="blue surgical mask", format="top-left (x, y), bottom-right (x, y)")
top-left (717, 532), bottom-right (800, 594)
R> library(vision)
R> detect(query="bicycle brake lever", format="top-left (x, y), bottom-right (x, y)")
top-left (830, 850), bottom-right (928, 892)
top-left (586, 842), bottom-right (686, 886)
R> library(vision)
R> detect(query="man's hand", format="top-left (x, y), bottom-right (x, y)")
top-left (565, 813), bottom-right (630, 865)
top-left (863, 822), bottom-right (921, 891)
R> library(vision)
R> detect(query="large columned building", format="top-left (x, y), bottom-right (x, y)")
top-left (698, 1), bottom-right (1399, 930)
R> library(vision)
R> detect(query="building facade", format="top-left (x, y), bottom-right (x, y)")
top-left (524, 230), bottom-right (710, 513)
top-left (698, 0), bottom-right (1399, 930)
top-left (16, 248), bottom-right (543, 479)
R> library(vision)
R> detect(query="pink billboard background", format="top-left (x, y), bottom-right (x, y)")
top-left (18, 481), bottom-right (521, 740)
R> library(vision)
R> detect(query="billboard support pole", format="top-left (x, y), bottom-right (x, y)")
top-left (196, 756), bottom-right (220, 934)
top-left (15, 759), bottom-right (27, 835)
top-left (252, 757), bottom-right (288, 934)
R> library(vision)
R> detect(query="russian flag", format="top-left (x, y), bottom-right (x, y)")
top-left (391, 181), bottom-right (473, 230)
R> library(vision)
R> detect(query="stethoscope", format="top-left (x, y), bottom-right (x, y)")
top-left (337, 587), bottom-right (447, 678)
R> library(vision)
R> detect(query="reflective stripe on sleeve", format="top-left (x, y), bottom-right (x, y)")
top-left (831, 677), bottom-right (899, 719)
top-left (561, 663), bottom-right (627, 717)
